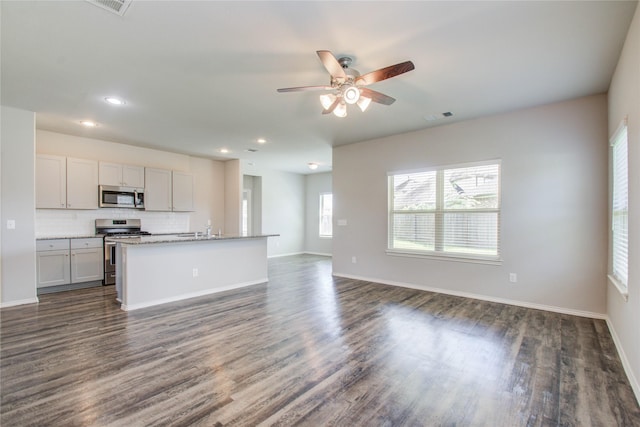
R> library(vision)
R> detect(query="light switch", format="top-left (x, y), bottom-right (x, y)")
top-left (6, 220), bottom-right (16, 229)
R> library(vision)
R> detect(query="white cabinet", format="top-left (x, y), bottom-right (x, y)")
top-left (36, 155), bottom-right (98, 209)
top-left (37, 238), bottom-right (103, 289)
top-left (36, 155), bottom-right (66, 209)
top-left (144, 168), bottom-right (172, 211)
top-left (172, 171), bottom-right (194, 212)
top-left (66, 157), bottom-right (99, 209)
top-left (70, 238), bottom-right (104, 283)
top-left (99, 162), bottom-right (144, 188)
top-left (36, 239), bottom-right (71, 287)
top-left (144, 168), bottom-right (194, 212)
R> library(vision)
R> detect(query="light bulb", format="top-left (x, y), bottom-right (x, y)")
top-left (357, 96), bottom-right (372, 112)
top-left (333, 101), bottom-right (347, 118)
top-left (319, 93), bottom-right (336, 110)
top-left (343, 85), bottom-right (360, 104)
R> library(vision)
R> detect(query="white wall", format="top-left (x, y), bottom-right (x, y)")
top-left (35, 130), bottom-right (225, 235)
top-left (305, 172), bottom-right (332, 255)
top-left (190, 156), bottom-right (225, 234)
top-left (333, 94), bottom-right (608, 317)
top-left (607, 4), bottom-right (640, 400)
top-left (225, 159), bottom-right (242, 236)
top-left (242, 162), bottom-right (305, 257)
top-left (1, 106), bottom-right (38, 306)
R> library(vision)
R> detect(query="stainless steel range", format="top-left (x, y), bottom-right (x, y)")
top-left (95, 219), bottom-right (151, 285)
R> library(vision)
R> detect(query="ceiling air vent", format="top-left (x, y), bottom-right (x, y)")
top-left (85, 0), bottom-right (132, 16)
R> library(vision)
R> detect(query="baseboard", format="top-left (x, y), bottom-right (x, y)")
top-left (303, 252), bottom-right (332, 257)
top-left (121, 278), bottom-right (267, 311)
top-left (605, 318), bottom-right (640, 405)
top-left (332, 272), bottom-right (607, 320)
top-left (0, 297), bottom-right (39, 308)
top-left (268, 252), bottom-right (305, 259)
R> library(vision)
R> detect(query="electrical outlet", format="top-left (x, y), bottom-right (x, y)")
top-left (509, 273), bottom-right (517, 283)
top-left (192, 268), bottom-right (199, 277)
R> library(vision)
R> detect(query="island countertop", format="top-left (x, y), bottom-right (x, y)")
top-left (106, 233), bottom-right (278, 245)
top-left (112, 233), bottom-right (277, 311)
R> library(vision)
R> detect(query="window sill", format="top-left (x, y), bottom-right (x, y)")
top-left (386, 249), bottom-right (503, 266)
top-left (608, 274), bottom-right (629, 302)
top-left (319, 236), bottom-right (332, 239)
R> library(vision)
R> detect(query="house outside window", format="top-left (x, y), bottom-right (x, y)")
top-left (610, 119), bottom-right (628, 294)
top-left (319, 193), bottom-right (333, 238)
top-left (388, 161), bottom-right (501, 263)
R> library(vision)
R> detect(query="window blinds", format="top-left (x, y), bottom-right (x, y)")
top-left (611, 124), bottom-right (628, 287)
top-left (389, 162), bottom-right (500, 259)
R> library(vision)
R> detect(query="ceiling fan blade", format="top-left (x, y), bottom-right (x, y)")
top-left (277, 85), bottom-right (333, 93)
top-left (317, 50), bottom-right (347, 82)
top-left (359, 87), bottom-right (396, 105)
top-left (356, 61), bottom-right (415, 86)
top-left (322, 96), bottom-right (342, 115)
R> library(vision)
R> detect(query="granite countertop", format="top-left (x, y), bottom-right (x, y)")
top-left (36, 235), bottom-right (102, 240)
top-left (105, 233), bottom-right (278, 245)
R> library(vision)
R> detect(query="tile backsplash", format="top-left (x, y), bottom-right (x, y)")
top-left (36, 209), bottom-right (190, 237)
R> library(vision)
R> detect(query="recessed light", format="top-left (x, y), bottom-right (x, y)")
top-left (308, 163), bottom-right (319, 170)
top-left (257, 138), bottom-right (266, 144)
top-left (245, 148), bottom-right (258, 153)
top-left (220, 148), bottom-right (229, 154)
top-left (105, 97), bottom-right (126, 106)
top-left (80, 120), bottom-right (98, 127)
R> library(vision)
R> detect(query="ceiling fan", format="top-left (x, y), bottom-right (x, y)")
top-left (277, 50), bottom-right (415, 117)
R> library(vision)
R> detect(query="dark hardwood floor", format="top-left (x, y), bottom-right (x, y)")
top-left (1, 254), bottom-right (639, 426)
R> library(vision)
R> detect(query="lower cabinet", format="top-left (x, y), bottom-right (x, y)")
top-left (36, 239), bottom-right (71, 287)
top-left (71, 238), bottom-right (104, 283)
top-left (37, 238), bottom-right (103, 289)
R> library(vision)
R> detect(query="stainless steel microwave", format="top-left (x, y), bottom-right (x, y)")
top-left (99, 185), bottom-right (144, 209)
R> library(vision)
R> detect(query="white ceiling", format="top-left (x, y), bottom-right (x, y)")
top-left (1, 1), bottom-right (636, 174)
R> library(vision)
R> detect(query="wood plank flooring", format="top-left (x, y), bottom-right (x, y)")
top-left (1, 254), bottom-right (639, 426)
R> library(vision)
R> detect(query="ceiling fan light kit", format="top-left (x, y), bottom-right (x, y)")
top-left (343, 85), bottom-right (360, 104)
top-left (277, 50), bottom-right (415, 118)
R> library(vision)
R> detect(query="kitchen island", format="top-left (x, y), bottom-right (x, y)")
top-left (108, 233), bottom-right (277, 311)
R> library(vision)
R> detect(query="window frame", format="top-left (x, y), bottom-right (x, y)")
top-left (608, 117), bottom-right (629, 299)
top-left (387, 160), bottom-right (502, 265)
top-left (319, 192), bottom-right (333, 238)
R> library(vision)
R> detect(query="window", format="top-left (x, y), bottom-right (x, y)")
top-left (388, 161), bottom-right (501, 262)
top-left (610, 120), bottom-right (628, 293)
top-left (319, 193), bottom-right (333, 237)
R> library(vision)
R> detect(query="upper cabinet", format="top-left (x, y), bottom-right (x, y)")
top-left (144, 168), bottom-right (172, 211)
top-left (36, 154), bottom-right (66, 209)
top-left (36, 155), bottom-right (98, 209)
top-left (99, 162), bottom-right (144, 188)
top-left (172, 171), bottom-right (194, 212)
top-left (144, 168), bottom-right (194, 212)
top-left (66, 157), bottom-right (99, 209)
